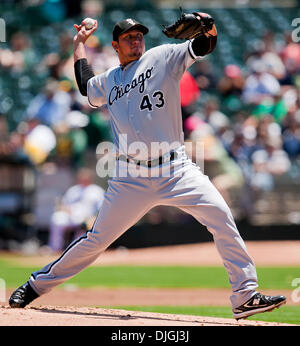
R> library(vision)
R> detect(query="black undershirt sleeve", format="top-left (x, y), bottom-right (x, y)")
top-left (74, 58), bottom-right (95, 96)
top-left (191, 35), bottom-right (217, 57)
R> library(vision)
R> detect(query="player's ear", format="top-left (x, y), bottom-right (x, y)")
top-left (112, 41), bottom-right (118, 52)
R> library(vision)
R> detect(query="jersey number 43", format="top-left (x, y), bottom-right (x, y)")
top-left (139, 91), bottom-right (165, 111)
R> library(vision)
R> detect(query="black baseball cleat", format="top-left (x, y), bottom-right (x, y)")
top-left (233, 292), bottom-right (286, 320)
top-left (9, 282), bottom-right (39, 308)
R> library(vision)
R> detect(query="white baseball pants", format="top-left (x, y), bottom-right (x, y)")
top-left (29, 150), bottom-right (258, 308)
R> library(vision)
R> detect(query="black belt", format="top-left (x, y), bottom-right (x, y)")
top-left (117, 151), bottom-right (177, 168)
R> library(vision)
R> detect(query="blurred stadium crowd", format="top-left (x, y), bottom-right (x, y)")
top-left (0, 0), bottom-right (300, 250)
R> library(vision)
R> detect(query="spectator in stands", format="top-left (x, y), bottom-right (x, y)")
top-left (0, 114), bottom-right (27, 160)
top-left (41, 32), bottom-right (74, 80)
top-left (53, 110), bottom-right (89, 168)
top-left (0, 31), bottom-right (36, 72)
top-left (193, 58), bottom-right (217, 91)
top-left (217, 64), bottom-right (245, 103)
top-left (26, 78), bottom-right (72, 127)
top-left (251, 92), bottom-right (288, 125)
top-left (261, 31), bottom-right (277, 54)
top-left (217, 64), bottom-right (246, 114)
top-left (245, 39), bottom-right (286, 82)
top-left (242, 60), bottom-right (281, 105)
top-left (196, 98), bottom-right (232, 146)
top-left (22, 118), bottom-right (57, 165)
top-left (81, 0), bottom-right (104, 19)
top-left (226, 128), bottom-right (256, 180)
top-left (280, 32), bottom-right (300, 85)
top-left (255, 114), bottom-right (280, 148)
top-left (250, 134), bottom-right (291, 191)
top-left (85, 36), bottom-right (119, 75)
top-left (282, 110), bottom-right (300, 159)
top-left (48, 167), bottom-right (105, 252)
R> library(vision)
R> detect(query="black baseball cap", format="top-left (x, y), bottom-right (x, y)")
top-left (113, 18), bottom-right (149, 41)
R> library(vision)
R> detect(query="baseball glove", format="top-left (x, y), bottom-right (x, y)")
top-left (162, 9), bottom-right (216, 40)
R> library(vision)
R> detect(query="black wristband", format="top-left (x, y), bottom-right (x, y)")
top-left (74, 58), bottom-right (95, 96)
top-left (191, 35), bottom-right (217, 56)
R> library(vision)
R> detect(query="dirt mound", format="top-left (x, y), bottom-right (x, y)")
top-left (0, 306), bottom-right (292, 326)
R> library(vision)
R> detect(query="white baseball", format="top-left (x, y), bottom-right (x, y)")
top-left (83, 17), bottom-right (95, 30)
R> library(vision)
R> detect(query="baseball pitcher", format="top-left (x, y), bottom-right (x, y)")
top-left (9, 11), bottom-right (286, 320)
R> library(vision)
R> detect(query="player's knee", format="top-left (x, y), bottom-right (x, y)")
top-left (84, 229), bottom-right (113, 253)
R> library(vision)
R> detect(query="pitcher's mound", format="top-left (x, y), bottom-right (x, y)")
top-left (0, 306), bottom-right (292, 326)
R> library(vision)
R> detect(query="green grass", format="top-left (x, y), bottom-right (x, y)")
top-left (106, 305), bottom-right (300, 325)
top-left (0, 258), bottom-right (299, 289)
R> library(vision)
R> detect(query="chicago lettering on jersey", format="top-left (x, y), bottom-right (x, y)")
top-left (109, 67), bottom-right (153, 105)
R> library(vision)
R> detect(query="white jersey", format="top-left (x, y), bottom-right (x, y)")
top-left (87, 41), bottom-right (199, 159)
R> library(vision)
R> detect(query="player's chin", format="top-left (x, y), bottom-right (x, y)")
top-left (129, 52), bottom-right (143, 60)
top-left (130, 46), bottom-right (144, 57)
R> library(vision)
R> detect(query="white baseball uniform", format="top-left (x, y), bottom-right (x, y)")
top-left (29, 40), bottom-right (258, 308)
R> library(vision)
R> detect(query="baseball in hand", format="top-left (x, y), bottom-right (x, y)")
top-left (83, 17), bottom-right (96, 30)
